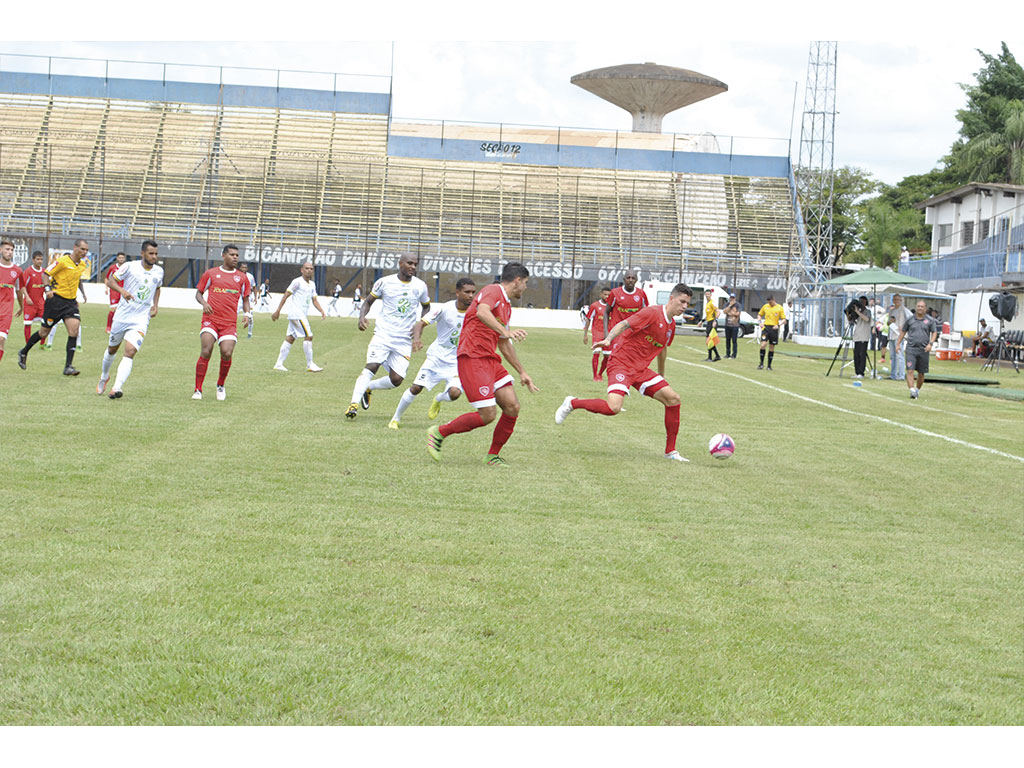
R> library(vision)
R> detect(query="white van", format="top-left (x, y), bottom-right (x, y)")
top-left (641, 281), bottom-right (756, 336)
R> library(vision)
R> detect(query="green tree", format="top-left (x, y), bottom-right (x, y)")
top-left (859, 199), bottom-right (924, 267)
top-left (960, 100), bottom-right (1024, 184)
top-left (955, 42), bottom-right (1024, 141)
top-left (798, 165), bottom-right (878, 263)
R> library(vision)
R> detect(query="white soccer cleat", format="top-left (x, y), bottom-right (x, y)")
top-left (96, 376), bottom-right (109, 395)
top-left (273, 363), bottom-right (288, 372)
top-left (307, 363), bottom-right (323, 372)
top-left (192, 389), bottom-right (203, 400)
top-left (554, 395), bottom-right (575, 425)
top-left (664, 450), bottom-right (690, 463)
top-left (216, 386), bottom-right (226, 401)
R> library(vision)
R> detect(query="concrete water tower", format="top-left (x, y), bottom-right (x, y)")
top-left (571, 62), bottom-right (728, 133)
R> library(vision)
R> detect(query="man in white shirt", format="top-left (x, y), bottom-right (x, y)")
top-left (97, 239), bottom-right (163, 398)
top-left (271, 261), bottom-right (326, 372)
top-left (345, 255), bottom-right (430, 419)
top-left (239, 262), bottom-right (257, 338)
top-left (388, 277), bottom-right (476, 429)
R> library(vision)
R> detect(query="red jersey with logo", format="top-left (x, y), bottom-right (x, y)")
top-left (106, 264), bottom-right (124, 305)
top-left (22, 265), bottom-right (47, 307)
top-left (585, 300), bottom-right (608, 341)
top-left (457, 283), bottom-right (511, 362)
top-left (0, 263), bottom-right (23, 320)
top-left (197, 267), bottom-right (250, 322)
top-left (607, 287), bottom-right (648, 329)
top-left (608, 305), bottom-right (676, 375)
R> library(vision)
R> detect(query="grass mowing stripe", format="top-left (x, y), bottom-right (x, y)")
top-left (842, 383), bottom-right (970, 418)
top-left (669, 356), bottom-right (1024, 465)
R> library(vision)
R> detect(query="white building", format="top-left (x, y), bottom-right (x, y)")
top-left (916, 182), bottom-right (1024, 255)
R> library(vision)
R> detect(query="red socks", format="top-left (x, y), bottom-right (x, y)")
top-left (571, 397), bottom-right (615, 416)
top-left (217, 358), bottom-right (232, 387)
top-left (591, 354), bottom-right (600, 378)
top-left (598, 355), bottom-right (609, 377)
top-left (106, 310), bottom-right (115, 333)
top-left (24, 324), bottom-right (31, 342)
top-left (195, 356), bottom-right (210, 391)
top-left (439, 411), bottom-right (485, 437)
top-left (488, 414), bottom-right (517, 455)
top-left (664, 404), bottom-right (680, 453)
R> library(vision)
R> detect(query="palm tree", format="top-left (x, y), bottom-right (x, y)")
top-left (962, 100), bottom-right (1024, 184)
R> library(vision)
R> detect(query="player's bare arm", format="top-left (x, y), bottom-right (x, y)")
top-left (657, 347), bottom-right (667, 377)
top-left (78, 278), bottom-right (88, 304)
top-left (357, 294), bottom-right (376, 331)
top-left (498, 337), bottom-right (539, 393)
top-left (106, 272), bottom-right (134, 303)
top-left (411, 318), bottom-right (428, 353)
top-left (312, 294), bottom-right (327, 320)
top-left (594, 319), bottom-right (630, 351)
top-left (242, 294), bottom-right (252, 327)
top-left (195, 289), bottom-right (213, 315)
top-left (475, 301), bottom-right (523, 341)
top-left (271, 290), bottom-right (292, 322)
top-left (150, 287), bottom-right (161, 318)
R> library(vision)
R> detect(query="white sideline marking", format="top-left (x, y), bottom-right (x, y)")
top-left (842, 384), bottom-right (970, 418)
top-left (670, 356), bottom-right (1024, 465)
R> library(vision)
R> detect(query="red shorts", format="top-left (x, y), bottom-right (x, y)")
top-left (458, 355), bottom-right (513, 408)
top-left (0, 307), bottom-right (11, 336)
top-left (200, 315), bottom-right (239, 342)
top-left (606, 365), bottom-right (669, 398)
top-left (23, 302), bottom-right (44, 322)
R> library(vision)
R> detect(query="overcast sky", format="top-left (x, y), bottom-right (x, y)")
top-left (1, 4), bottom-right (1018, 187)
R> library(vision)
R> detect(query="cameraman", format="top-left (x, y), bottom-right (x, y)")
top-left (849, 295), bottom-right (872, 378)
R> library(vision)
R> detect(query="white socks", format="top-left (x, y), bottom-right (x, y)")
top-left (277, 340), bottom-right (292, 365)
top-left (303, 340), bottom-right (313, 366)
top-left (113, 357), bottom-right (133, 391)
top-left (393, 389), bottom-right (417, 421)
top-left (351, 368), bottom-right (374, 403)
top-left (101, 350), bottom-right (116, 379)
top-left (435, 391), bottom-right (452, 403)
top-left (369, 376), bottom-right (397, 391)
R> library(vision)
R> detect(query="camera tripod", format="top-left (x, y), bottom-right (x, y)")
top-left (826, 323), bottom-right (878, 378)
top-left (980, 332), bottom-right (1021, 374)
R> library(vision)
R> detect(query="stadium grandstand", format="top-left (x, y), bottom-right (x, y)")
top-left (0, 54), bottom-right (808, 308)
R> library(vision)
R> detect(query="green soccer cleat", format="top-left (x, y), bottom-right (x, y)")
top-left (387, 419), bottom-right (401, 430)
top-left (427, 398), bottom-right (441, 420)
top-left (484, 454), bottom-right (509, 467)
top-left (426, 425), bottom-right (444, 461)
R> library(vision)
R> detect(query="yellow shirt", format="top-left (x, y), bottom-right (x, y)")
top-left (46, 254), bottom-right (90, 300)
top-left (704, 300), bottom-right (718, 322)
top-left (758, 302), bottom-right (786, 327)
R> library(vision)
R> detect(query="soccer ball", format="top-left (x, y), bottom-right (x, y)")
top-left (708, 433), bottom-right (735, 459)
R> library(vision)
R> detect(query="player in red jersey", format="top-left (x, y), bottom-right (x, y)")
top-left (21, 251), bottom-right (48, 344)
top-left (604, 269), bottom-right (648, 352)
top-left (426, 262), bottom-right (539, 467)
top-left (0, 240), bottom-right (24, 365)
top-left (192, 244), bottom-right (251, 401)
top-left (105, 252), bottom-right (127, 332)
top-left (556, 283), bottom-right (694, 463)
top-left (583, 287), bottom-right (611, 380)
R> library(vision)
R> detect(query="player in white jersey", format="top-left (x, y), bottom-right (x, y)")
top-left (388, 277), bottom-right (476, 429)
top-left (239, 262), bottom-right (257, 337)
top-left (271, 261), bottom-right (326, 372)
top-left (345, 254), bottom-right (430, 420)
top-left (97, 239), bottom-right (163, 399)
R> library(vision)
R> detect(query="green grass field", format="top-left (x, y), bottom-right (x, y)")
top-left (1, 304), bottom-right (1021, 725)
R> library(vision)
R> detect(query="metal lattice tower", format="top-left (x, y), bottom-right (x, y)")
top-left (795, 41), bottom-right (837, 294)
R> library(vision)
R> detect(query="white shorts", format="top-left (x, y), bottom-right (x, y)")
top-left (366, 335), bottom-right (411, 378)
top-left (109, 319), bottom-right (149, 350)
top-left (287, 317), bottom-right (313, 339)
top-left (413, 357), bottom-right (461, 392)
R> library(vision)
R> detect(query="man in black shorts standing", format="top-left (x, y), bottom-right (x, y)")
top-left (896, 299), bottom-right (938, 399)
top-left (19, 238), bottom-right (91, 375)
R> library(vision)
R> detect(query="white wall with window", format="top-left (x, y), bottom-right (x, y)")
top-left (918, 183), bottom-right (1023, 255)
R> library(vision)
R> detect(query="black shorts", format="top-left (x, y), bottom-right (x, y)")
top-left (761, 326), bottom-right (779, 345)
top-left (41, 295), bottom-right (80, 329)
top-left (905, 346), bottom-right (929, 374)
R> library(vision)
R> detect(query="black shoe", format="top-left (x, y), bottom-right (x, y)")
top-left (17, 350), bottom-right (27, 369)
top-left (361, 390), bottom-right (371, 410)
top-left (767, 365), bottom-right (773, 370)
top-left (757, 363), bottom-right (764, 370)
top-left (63, 366), bottom-right (80, 376)
top-left (109, 390), bottom-right (123, 399)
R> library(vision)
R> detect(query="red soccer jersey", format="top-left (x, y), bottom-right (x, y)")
top-left (609, 305), bottom-right (676, 374)
top-left (458, 283), bottom-right (512, 361)
top-left (607, 286), bottom-right (648, 331)
top-left (0, 263), bottom-right (23, 313)
top-left (197, 266), bottom-right (251, 322)
top-left (21, 265), bottom-right (47, 308)
top-left (106, 264), bottom-right (124, 305)
top-left (585, 300), bottom-right (608, 341)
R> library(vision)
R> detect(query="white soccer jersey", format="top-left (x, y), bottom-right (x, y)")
top-left (370, 273), bottom-right (430, 344)
top-left (422, 300), bottom-right (465, 368)
top-left (111, 261), bottom-right (163, 326)
top-left (286, 276), bottom-right (317, 320)
top-left (239, 272), bottom-right (256, 310)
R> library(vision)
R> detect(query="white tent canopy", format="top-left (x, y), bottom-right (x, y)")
top-left (837, 283), bottom-right (954, 299)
